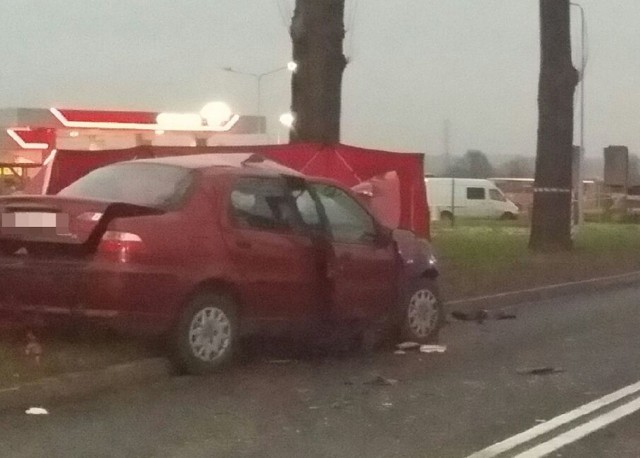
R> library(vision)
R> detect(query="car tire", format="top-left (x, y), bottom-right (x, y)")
top-left (173, 291), bottom-right (238, 375)
top-left (399, 278), bottom-right (443, 344)
top-left (500, 212), bottom-right (516, 220)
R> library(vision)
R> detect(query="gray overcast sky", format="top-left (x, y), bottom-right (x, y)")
top-left (1, 0), bottom-right (638, 158)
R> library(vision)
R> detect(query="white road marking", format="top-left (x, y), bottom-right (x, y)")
top-left (465, 379), bottom-right (640, 458)
top-left (514, 395), bottom-right (640, 457)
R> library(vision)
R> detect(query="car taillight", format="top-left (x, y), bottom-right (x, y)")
top-left (97, 231), bottom-right (145, 263)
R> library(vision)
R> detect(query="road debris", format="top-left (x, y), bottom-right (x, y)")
top-left (331, 400), bottom-right (352, 409)
top-left (24, 330), bottom-right (43, 366)
top-left (420, 344), bottom-right (447, 353)
top-left (495, 310), bottom-right (517, 320)
top-left (25, 407), bottom-right (48, 415)
top-left (451, 309), bottom-right (516, 323)
top-left (516, 366), bottom-right (565, 376)
top-left (451, 310), bottom-right (489, 323)
top-left (364, 376), bottom-right (399, 386)
top-left (396, 341), bottom-right (447, 354)
top-left (267, 359), bottom-right (294, 364)
top-left (382, 402), bottom-right (393, 408)
top-left (396, 341), bottom-right (420, 350)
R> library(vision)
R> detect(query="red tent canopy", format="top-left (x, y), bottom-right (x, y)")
top-left (26, 143), bottom-right (429, 238)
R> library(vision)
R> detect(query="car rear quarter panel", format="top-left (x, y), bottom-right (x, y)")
top-left (88, 177), bottom-right (241, 333)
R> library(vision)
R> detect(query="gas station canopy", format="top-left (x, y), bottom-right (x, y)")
top-left (0, 106), bottom-right (268, 170)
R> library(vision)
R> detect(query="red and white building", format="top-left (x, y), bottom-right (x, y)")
top-left (0, 106), bottom-right (268, 181)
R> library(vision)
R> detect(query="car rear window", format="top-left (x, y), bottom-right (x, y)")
top-left (58, 163), bottom-right (194, 209)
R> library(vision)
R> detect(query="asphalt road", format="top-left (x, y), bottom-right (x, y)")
top-left (2, 284), bottom-right (640, 458)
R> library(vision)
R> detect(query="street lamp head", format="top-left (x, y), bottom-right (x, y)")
top-left (287, 61), bottom-right (298, 72)
top-left (200, 101), bottom-right (233, 127)
top-left (279, 112), bottom-right (295, 129)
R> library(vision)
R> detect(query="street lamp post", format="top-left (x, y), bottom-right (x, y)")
top-left (571, 2), bottom-right (587, 225)
top-left (222, 62), bottom-right (297, 115)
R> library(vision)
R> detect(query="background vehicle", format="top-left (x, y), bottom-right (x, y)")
top-left (425, 177), bottom-right (519, 221)
top-left (0, 154), bottom-right (441, 373)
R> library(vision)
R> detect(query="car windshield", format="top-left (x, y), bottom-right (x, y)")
top-left (58, 163), bottom-right (194, 209)
top-left (489, 188), bottom-right (507, 202)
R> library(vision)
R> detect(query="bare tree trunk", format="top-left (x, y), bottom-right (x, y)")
top-left (529, 0), bottom-right (579, 252)
top-left (289, 0), bottom-right (346, 144)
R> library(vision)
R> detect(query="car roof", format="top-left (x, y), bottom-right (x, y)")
top-left (117, 153), bottom-right (304, 178)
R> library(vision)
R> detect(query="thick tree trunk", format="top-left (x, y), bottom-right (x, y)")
top-left (289, 0), bottom-right (346, 144)
top-left (529, 0), bottom-right (579, 252)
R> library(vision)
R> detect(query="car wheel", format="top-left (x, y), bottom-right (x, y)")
top-left (173, 292), bottom-right (238, 374)
top-left (500, 212), bottom-right (516, 220)
top-left (400, 279), bottom-right (443, 343)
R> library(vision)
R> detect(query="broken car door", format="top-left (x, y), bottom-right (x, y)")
top-left (224, 176), bottom-right (321, 323)
top-left (310, 183), bottom-right (399, 321)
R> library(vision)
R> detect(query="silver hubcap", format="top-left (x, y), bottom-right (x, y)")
top-left (407, 288), bottom-right (439, 338)
top-left (189, 307), bottom-right (231, 362)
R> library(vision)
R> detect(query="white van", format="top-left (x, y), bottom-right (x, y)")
top-left (425, 177), bottom-right (520, 221)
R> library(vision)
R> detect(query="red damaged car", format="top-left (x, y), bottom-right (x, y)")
top-left (0, 154), bottom-right (441, 373)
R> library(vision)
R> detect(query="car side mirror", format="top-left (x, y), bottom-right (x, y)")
top-left (374, 227), bottom-right (393, 247)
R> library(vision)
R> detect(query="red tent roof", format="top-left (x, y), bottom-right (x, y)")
top-left (27, 143), bottom-right (429, 237)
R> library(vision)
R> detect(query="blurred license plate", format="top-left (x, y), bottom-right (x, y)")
top-left (3, 212), bottom-right (65, 228)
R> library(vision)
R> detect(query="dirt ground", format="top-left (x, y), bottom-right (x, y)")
top-left (0, 325), bottom-right (155, 389)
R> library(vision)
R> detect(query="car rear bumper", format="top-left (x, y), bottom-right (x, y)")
top-left (0, 258), bottom-right (189, 335)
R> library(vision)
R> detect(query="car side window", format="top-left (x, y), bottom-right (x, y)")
top-left (291, 188), bottom-right (322, 229)
top-left (230, 177), bottom-right (297, 232)
top-left (467, 187), bottom-right (486, 200)
top-left (312, 184), bottom-right (376, 244)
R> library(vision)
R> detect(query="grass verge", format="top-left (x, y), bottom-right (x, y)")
top-left (432, 221), bottom-right (640, 301)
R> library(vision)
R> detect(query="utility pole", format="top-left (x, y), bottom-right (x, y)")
top-left (444, 120), bottom-right (454, 226)
top-left (529, 0), bottom-right (580, 251)
top-left (572, 2), bottom-right (587, 226)
top-left (443, 119), bottom-right (451, 174)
